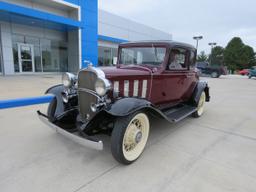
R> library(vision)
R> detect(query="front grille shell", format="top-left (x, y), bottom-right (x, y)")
top-left (78, 68), bottom-right (102, 121)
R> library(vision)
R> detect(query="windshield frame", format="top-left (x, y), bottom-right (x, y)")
top-left (117, 45), bottom-right (168, 69)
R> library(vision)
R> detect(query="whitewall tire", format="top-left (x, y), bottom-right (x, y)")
top-left (111, 112), bottom-right (150, 164)
top-left (192, 91), bottom-right (206, 118)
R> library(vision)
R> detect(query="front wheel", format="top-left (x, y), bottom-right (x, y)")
top-left (192, 91), bottom-right (206, 118)
top-left (111, 112), bottom-right (150, 165)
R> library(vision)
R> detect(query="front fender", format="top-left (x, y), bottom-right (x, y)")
top-left (45, 84), bottom-right (65, 119)
top-left (192, 80), bottom-right (210, 105)
top-left (104, 98), bottom-right (152, 117)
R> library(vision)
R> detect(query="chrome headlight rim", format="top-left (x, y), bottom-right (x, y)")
top-left (95, 77), bottom-right (111, 96)
top-left (62, 72), bottom-right (76, 88)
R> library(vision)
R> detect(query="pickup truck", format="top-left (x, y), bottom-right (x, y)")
top-left (196, 62), bottom-right (227, 78)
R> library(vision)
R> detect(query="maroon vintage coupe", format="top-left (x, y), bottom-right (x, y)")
top-left (38, 41), bottom-right (210, 164)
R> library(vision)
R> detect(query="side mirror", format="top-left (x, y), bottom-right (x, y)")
top-left (113, 57), bottom-right (118, 65)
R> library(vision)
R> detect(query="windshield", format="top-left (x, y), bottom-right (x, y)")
top-left (119, 47), bottom-right (166, 66)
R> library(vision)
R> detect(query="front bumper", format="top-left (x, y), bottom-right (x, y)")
top-left (37, 111), bottom-right (103, 150)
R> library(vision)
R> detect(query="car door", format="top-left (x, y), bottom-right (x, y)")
top-left (156, 47), bottom-right (189, 108)
top-left (182, 49), bottom-right (198, 101)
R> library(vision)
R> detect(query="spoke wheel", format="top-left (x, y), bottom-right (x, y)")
top-left (111, 112), bottom-right (150, 164)
top-left (192, 91), bottom-right (206, 118)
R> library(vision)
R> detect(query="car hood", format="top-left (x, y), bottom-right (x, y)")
top-left (100, 66), bottom-right (151, 79)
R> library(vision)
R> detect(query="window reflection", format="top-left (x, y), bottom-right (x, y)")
top-left (98, 46), bottom-right (118, 66)
top-left (12, 34), bottom-right (68, 73)
top-left (0, 40), bottom-right (2, 73)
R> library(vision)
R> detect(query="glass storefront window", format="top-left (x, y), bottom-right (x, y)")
top-left (41, 39), bottom-right (68, 72)
top-left (34, 46), bottom-right (42, 72)
top-left (25, 36), bottom-right (40, 46)
top-left (12, 34), bottom-right (68, 73)
top-left (12, 44), bottom-right (19, 72)
top-left (13, 34), bottom-right (25, 44)
top-left (98, 46), bottom-right (118, 66)
top-left (0, 45), bottom-right (2, 73)
top-left (0, 38), bottom-right (2, 74)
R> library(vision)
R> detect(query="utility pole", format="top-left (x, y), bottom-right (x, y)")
top-left (193, 36), bottom-right (203, 50)
top-left (208, 42), bottom-right (217, 66)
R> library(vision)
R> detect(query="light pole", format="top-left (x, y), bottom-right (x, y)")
top-left (193, 36), bottom-right (203, 50)
top-left (208, 42), bottom-right (217, 66)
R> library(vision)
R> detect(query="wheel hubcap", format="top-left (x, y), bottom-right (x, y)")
top-left (212, 72), bottom-right (217, 78)
top-left (135, 131), bottom-right (142, 143)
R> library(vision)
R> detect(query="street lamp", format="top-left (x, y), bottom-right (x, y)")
top-left (208, 42), bottom-right (217, 66)
top-left (193, 36), bottom-right (203, 50)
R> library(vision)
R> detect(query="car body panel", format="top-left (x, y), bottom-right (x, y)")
top-left (249, 68), bottom-right (256, 78)
top-left (239, 69), bottom-right (249, 76)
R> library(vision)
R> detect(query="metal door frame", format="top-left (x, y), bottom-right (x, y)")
top-left (18, 43), bottom-right (35, 73)
top-left (0, 25), bottom-right (3, 75)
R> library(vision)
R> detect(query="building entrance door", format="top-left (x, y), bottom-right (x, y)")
top-left (18, 43), bottom-right (35, 73)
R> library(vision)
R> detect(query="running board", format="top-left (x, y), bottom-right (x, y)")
top-left (163, 105), bottom-right (197, 123)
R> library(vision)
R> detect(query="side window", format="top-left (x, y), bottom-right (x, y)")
top-left (189, 50), bottom-right (196, 68)
top-left (167, 48), bottom-right (188, 70)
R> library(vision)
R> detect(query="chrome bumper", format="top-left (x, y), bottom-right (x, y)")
top-left (37, 111), bottom-right (103, 150)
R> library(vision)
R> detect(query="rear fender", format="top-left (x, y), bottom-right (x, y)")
top-left (192, 81), bottom-right (210, 105)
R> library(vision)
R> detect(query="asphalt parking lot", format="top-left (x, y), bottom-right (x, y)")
top-left (0, 75), bottom-right (256, 192)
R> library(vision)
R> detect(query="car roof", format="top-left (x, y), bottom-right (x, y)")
top-left (120, 40), bottom-right (196, 50)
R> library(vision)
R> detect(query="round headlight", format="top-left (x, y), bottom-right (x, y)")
top-left (62, 73), bottom-right (76, 88)
top-left (95, 78), bottom-right (111, 96)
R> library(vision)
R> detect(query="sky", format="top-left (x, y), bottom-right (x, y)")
top-left (98, 0), bottom-right (256, 54)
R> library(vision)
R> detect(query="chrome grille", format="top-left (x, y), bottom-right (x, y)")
top-left (78, 70), bottom-right (98, 120)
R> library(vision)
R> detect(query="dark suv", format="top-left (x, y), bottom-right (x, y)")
top-left (196, 62), bottom-right (227, 78)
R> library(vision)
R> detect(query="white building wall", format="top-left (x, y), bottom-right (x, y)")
top-left (0, 0), bottom-right (79, 20)
top-left (0, 22), bottom-right (14, 75)
top-left (98, 10), bottom-right (172, 42)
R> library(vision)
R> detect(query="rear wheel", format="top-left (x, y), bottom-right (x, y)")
top-left (111, 112), bottom-right (150, 165)
top-left (211, 71), bottom-right (219, 78)
top-left (192, 91), bottom-right (206, 118)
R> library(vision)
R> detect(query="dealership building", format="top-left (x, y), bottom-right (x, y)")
top-left (0, 0), bottom-right (172, 75)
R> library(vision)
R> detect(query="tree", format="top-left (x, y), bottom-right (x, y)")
top-left (224, 37), bottom-right (256, 72)
top-left (209, 46), bottom-right (224, 66)
top-left (197, 51), bottom-right (208, 62)
top-left (241, 45), bottom-right (256, 68)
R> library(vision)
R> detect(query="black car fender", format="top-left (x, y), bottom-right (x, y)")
top-left (191, 80), bottom-right (210, 105)
top-left (104, 97), bottom-right (153, 117)
top-left (45, 84), bottom-right (66, 120)
top-left (104, 98), bottom-right (180, 123)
